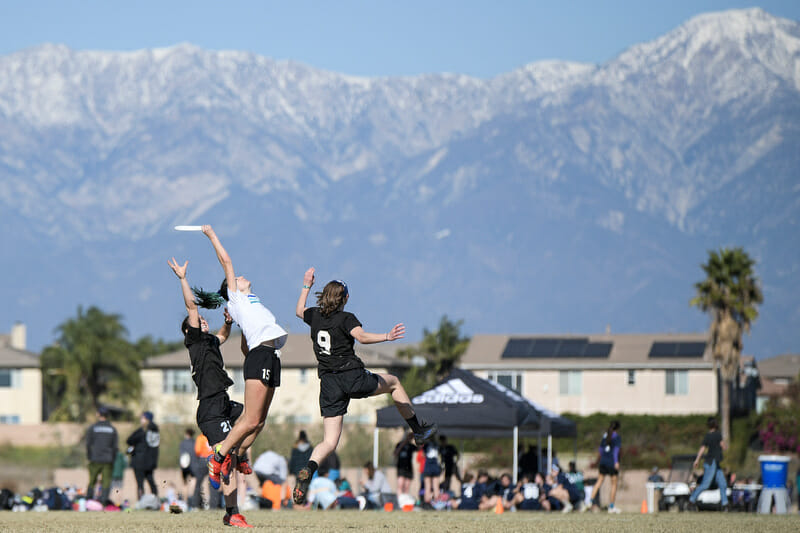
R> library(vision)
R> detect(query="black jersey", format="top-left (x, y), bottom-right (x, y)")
top-left (184, 326), bottom-right (234, 400)
top-left (303, 307), bottom-right (364, 376)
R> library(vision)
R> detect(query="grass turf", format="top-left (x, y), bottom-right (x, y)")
top-left (0, 509), bottom-right (798, 532)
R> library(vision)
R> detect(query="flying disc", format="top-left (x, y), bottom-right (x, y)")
top-left (174, 225), bottom-right (202, 231)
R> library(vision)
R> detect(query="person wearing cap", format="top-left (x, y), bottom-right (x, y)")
top-left (85, 406), bottom-right (118, 505)
top-left (126, 411), bottom-right (160, 499)
top-left (292, 269), bottom-right (437, 506)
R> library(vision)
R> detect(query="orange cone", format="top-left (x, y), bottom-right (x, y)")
top-left (495, 498), bottom-right (505, 514)
top-left (640, 499), bottom-right (648, 514)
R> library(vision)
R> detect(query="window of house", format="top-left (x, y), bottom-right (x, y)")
top-left (0, 369), bottom-right (21, 388)
top-left (666, 370), bottom-right (688, 395)
top-left (0, 414), bottom-right (20, 424)
top-left (299, 368), bottom-right (308, 384)
top-left (162, 369), bottom-right (194, 394)
top-left (559, 370), bottom-right (582, 396)
top-left (230, 368), bottom-right (245, 394)
top-left (627, 370), bottom-right (636, 386)
top-left (487, 371), bottom-right (523, 394)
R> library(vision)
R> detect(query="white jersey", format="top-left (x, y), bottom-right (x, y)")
top-left (227, 289), bottom-right (288, 351)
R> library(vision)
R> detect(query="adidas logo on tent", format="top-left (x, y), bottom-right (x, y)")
top-left (413, 378), bottom-right (485, 405)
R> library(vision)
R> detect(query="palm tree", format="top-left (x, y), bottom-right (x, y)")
top-left (41, 306), bottom-right (143, 421)
top-left (399, 315), bottom-right (470, 398)
top-left (690, 248), bottom-right (762, 442)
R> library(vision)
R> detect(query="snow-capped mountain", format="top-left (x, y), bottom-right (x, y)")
top-left (1, 8), bottom-right (798, 359)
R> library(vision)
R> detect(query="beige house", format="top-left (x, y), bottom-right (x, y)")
top-left (0, 323), bottom-right (43, 424)
top-left (756, 353), bottom-right (800, 410)
top-left (141, 333), bottom-right (409, 425)
top-left (460, 333), bottom-right (717, 416)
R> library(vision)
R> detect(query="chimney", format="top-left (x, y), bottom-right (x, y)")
top-left (10, 322), bottom-right (26, 351)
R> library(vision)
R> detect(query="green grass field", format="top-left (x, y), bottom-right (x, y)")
top-left (0, 509), bottom-right (798, 533)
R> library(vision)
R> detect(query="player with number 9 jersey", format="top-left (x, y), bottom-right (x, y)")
top-left (291, 267), bottom-right (439, 506)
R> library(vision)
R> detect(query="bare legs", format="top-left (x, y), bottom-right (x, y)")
top-left (217, 381), bottom-right (274, 457)
top-left (373, 373), bottom-right (415, 419)
top-left (308, 416), bottom-right (344, 465)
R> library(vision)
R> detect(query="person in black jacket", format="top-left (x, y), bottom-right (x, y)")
top-left (127, 411), bottom-right (160, 498)
top-left (86, 406), bottom-right (118, 505)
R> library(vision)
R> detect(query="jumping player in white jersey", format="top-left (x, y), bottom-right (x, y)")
top-left (197, 225), bottom-right (288, 490)
top-left (292, 267), bottom-right (437, 505)
top-left (167, 257), bottom-right (252, 528)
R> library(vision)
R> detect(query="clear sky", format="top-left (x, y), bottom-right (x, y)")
top-left (0, 1), bottom-right (798, 78)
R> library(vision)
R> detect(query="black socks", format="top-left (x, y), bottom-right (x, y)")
top-left (405, 414), bottom-right (423, 433)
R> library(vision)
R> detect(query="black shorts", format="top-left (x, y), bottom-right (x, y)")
top-left (243, 345), bottom-right (281, 387)
top-left (599, 463), bottom-right (619, 476)
top-left (319, 368), bottom-right (379, 417)
top-left (397, 468), bottom-right (413, 480)
top-left (181, 467), bottom-right (193, 482)
top-left (197, 391), bottom-right (244, 446)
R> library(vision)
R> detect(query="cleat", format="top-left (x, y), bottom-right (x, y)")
top-left (208, 453), bottom-right (231, 490)
top-left (413, 422), bottom-right (438, 446)
top-left (237, 456), bottom-right (253, 475)
top-left (224, 513), bottom-right (254, 528)
top-left (293, 467), bottom-right (312, 505)
top-left (608, 506), bottom-right (622, 514)
top-left (220, 453), bottom-right (234, 483)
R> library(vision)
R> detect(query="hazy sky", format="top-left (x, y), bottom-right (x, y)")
top-left (1, 1), bottom-right (798, 77)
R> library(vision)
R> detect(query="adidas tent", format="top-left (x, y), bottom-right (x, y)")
top-left (374, 368), bottom-right (576, 482)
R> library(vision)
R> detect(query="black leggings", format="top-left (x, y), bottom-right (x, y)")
top-left (134, 468), bottom-right (158, 498)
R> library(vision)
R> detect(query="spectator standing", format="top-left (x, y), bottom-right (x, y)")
top-left (85, 406), bottom-right (118, 505)
top-left (110, 449), bottom-right (127, 502)
top-left (289, 431), bottom-right (313, 479)
top-left (191, 434), bottom-right (216, 509)
top-left (393, 431), bottom-right (416, 496)
top-left (421, 440), bottom-right (441, 508)
top-left (688, 417), bottom-right (728, 511)
top-left (179, 428), bottom-right (196, 499)
top-left (127, 411), bottom-right (160, 499)
top-left (439, 435), bottom-right (460, 493)
top-left (589, 420), bottom-right (621, 513)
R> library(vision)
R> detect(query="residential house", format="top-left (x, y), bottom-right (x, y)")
top-left (0, 323), bottom-right (43, 424)
top-left (755, 353), bottom-right (800, 411)
top-left (460, 333), bottom-right (717, 415)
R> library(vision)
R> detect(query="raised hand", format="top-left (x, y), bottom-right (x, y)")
top-left (387, 323), bottom-right (406, 341)
top-left (168, 257), bottom-right (188, 279)
top-left (223, 308), bottom-right (233, 325)
top-left (202, 224), bottom-right (215, 238)
top-left (303, 267), bottom-right (315, 288)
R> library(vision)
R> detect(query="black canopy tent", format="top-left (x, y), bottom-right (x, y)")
top-left (374, 369), bottom-right (576, 482)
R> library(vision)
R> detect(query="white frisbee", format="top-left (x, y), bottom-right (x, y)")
top-left (174, 225), bottom-right (202, 231)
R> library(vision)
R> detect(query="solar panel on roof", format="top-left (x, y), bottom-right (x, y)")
top-left (649, 341), bottom-right (706, 358)
top-left (501, 338), bottom-right (610, 358)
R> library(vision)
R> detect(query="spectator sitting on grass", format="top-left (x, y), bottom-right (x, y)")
top-left (360, 462), bottom-right (392, 510)
top-left (307, 467), bottom-right (337, 510)
top-left (481, 473), bottom-right (514, 511)
top-left (452, 472), bottom-right (483, 510)
top-left (508, 473), bottom-right (545, 511)
top-left (546, 463), bottom-right (583, 512)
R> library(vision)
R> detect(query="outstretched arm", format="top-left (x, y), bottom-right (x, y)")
top-left (296, 267), bottom-right (315, 319)
top-left (202, 225), bottom-right (237, 294)
top-left (168, 258), bottom-right (199, 329)
top-left (350, 323), bottom-right (405, 345)
top-left (216, 308), bottom-right (233, 344)
top-left (692, 445), bottom-right (707, 469)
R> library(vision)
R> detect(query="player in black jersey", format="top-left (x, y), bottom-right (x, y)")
top-left (168, 258), bottom-right (253, 529)
top-left (292, 267), bottom-right (438, 505)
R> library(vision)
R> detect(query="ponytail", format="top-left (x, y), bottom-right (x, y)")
top-left (192, 287), bottom-right (226, 309)
top-left (603, 420), bottom-right (620, 447)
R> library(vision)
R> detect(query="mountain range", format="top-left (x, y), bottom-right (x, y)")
top-left (0, 8), bottom-right (798, 358)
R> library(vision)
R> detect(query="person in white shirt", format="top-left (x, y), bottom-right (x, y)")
top-left (360, 462), bottom-right (392, 509)
top-left (253, 450), bottom-right (288, 486)
top-left (197, 225), bottom-right (288, 488)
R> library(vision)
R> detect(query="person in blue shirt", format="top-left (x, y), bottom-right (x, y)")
top-left (590, 420), bottom-right (621, 513)
top-left (508, 473), bottom-right (544, 511)
top-left (546, 463), bottom-right (583, 512)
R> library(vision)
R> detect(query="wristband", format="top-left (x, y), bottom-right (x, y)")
top-left (225, 319), bottom-right (233, 325)
top-left (303, 284), bottom-right (311, 289)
